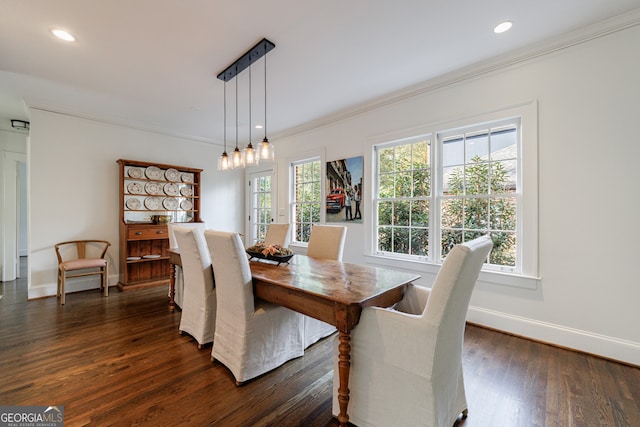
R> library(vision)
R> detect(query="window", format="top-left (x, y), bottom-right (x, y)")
top-left (440, 122), bottom-right (518, 268)
top-left (248, 170), bottom-right (273, 244)
top-left (374, 117), bottom-right (522, 273)
top-left (291, 158), bottom-right (321, 243)
top-left (376, 136), bottom-right (431, 258)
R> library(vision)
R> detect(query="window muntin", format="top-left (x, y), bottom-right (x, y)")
top-left (374, 118), bottom-right (521, 272)
top-left (291, 159), bottom-right (321, 243)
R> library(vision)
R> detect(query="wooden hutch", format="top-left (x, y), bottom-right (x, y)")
top-left (117, 159), bottom-right (202, 291)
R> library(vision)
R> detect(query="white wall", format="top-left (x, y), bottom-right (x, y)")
top-left (271, 25), bottom-right (640, 364)
top-left (27, 110), bottom-right (243, 298)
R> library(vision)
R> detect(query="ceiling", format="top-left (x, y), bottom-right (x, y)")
top-left (1, 1), bottom-right (638, 144)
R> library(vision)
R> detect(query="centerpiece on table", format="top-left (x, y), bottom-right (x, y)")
top-left (246, 242), bottom-right (294, 265)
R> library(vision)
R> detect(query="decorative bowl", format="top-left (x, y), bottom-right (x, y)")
top-left (246, 250), bottom-right (294, 265)
top-left (246, 243), bottom-right (294, 265)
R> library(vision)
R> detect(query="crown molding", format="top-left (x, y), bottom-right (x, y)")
top-left (25, 102), bottom-right (224, 147)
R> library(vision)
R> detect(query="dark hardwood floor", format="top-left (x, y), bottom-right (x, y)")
top-left (1, 258), bottom-right (639, 426)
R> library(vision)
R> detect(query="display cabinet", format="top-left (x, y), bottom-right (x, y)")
top-left (117, 159), bottom-right (203, 291)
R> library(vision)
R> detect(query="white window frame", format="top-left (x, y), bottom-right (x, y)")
top-left (367, 102), bottom-right (538, 288)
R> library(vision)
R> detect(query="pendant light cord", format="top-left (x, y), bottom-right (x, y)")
top-left (249, 63), bottom-right (252, 144)
top-left (235, 67), bottom-right (239, 149)
top-left (223, 82), bottom-right (227, 153)
top-left (264, 51), bottom-right (267, 140)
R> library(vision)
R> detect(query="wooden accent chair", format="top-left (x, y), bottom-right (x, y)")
top-left (204, 230), bottom-right (304, 385)
top-left (332, 235), bottom-right (493, 427)
top-left (55, 240), bottom-right (110, 305)
top-left (173, 226), bottom-right (216, 348)
top-left (263, 223), bottom-right (291, 247)
top-left (307, 224), bottom-right (347, 261)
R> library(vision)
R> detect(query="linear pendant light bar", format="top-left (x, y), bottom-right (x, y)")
top-left (217, 38), bottom-right (275, 82)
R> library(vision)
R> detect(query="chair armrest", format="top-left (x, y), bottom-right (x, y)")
top-left (394, 284), bottom-right (430, 315)
top-left (353, 305), bottom-right (436, 377)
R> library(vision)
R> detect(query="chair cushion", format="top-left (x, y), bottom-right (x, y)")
top-left (60, 258), bottom-right (107, 271)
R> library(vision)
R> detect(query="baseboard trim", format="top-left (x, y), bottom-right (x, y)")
top-left (27, 274), bottom-right (118, 300)
top-left (467, 306), bottom-right (640, 367)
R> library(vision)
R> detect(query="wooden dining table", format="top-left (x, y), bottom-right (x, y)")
top-left (168, 249), bottom-right (420, 426)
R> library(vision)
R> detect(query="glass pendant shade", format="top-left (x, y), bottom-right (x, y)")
top-left (231, 147), bottom-right (244, 168)
top-left (257, 137), bottom-right (274, 161)
top-left (243, 142), bottom-right (259, 166)
top-left (217, 152), bottom-right (230, 171)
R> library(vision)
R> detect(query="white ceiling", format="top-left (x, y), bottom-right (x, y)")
top-left (1, 0), bottom-right (638, 143)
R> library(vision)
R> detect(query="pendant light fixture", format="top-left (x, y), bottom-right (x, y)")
top-left (242, 62), bottom-right (259, 166)
top-left (257, 51), bottom-right (274, 161)
top-left (216, 38), bottom-right (275, 170)
top-left (231, 71), bottom-right (244, 169)
top-left (217, 82), bottom-right (230, 171)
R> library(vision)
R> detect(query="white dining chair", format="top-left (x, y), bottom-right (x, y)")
top-left (332, 235), bottom-right (493, 427)
top-left (174, 226), bottom-right (216, 348)
top-left (168, 222), bottom-right (207, 308)
top-left (306, 224), bottom-right (347, 261)
top-left (263, 223), bottom-right (291, 247)
top-left (204, 229), bottom-right (304, 385)
top-left (304, 224), bottom-right (347, 347)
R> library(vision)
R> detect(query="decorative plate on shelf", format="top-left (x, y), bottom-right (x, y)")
top-left (125, 197), bottom-right (142, 210)
top-left (180, 186), bottom-right (193, 197)
top-left (163, 197), bottom-right (179, 210)
top-left (145, 166), bottom-right (163, 180)
top-left (142, 254), bottom-right (162, 259)
top-left (144, 182), bottom-right (162, 195)
top-left (165, 168), bottom-right (181, 182)
top-left (181, 172), bottom-right (194, 183)
top-left (126, 256), bottom-right (141, 261)
top-left (127, 182), bottom-right (144, 194)
top-left (163, 182), bottom-right (179, 196)
top-left (144, 197), bottom-right (161, 210)
top-left (180, 199), bottom-right (193, 211)
top-left (127, 167), bottom-right (143, 179)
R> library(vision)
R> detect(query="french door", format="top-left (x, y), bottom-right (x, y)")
top-left (247, 170), bottom-right (274, 245)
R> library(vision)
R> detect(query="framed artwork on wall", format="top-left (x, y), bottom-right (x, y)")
top-left (326, 156), bottom-right (363, 223)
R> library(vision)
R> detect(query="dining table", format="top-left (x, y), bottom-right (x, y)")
top-left (168, 248), bottom-right (420, 426)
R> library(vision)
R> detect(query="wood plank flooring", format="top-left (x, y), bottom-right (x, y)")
top-left (1, 260), bottom-right (639, 426)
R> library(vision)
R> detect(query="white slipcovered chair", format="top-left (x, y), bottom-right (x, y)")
top-left (303, 224), bottom-right (347, 348)
top-left (263, 223), bottom-right (291, 247)
top-left (168, 222), bottom-right (207, 308)
top-left (332, 235), bottom-right (493, 427)
top-left (174, 226), bottom-right (216, 348)
top-left (204, 229), bottom-right (304, 385)
top-left (306, 224), bottom-right (347, 261)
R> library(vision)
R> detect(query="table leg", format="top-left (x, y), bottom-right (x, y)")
top-left (337, 331), bottom-right (352, 426)
top-left (169, 262), bottom-right (176, 311)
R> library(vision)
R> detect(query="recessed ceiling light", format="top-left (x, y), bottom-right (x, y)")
top-left (494, 21), bottom-right (513, 34)
top-left (255, 125), bottom-right (263, 129)
top-left (51, 29), bottom-right (76, 42)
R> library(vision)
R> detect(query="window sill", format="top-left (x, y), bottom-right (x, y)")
top-left (363, 253), bottom-right (539, 290)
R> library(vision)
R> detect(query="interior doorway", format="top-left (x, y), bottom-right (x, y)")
top-left (1, 152), bottom-right (27, 282)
